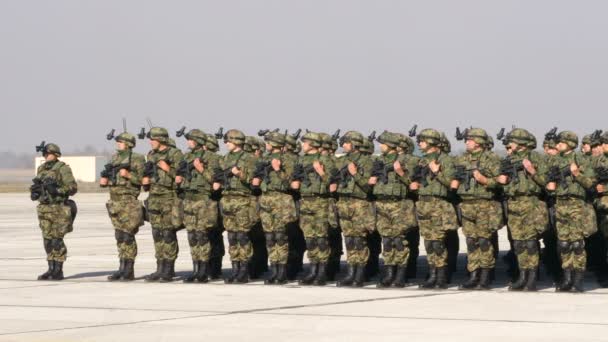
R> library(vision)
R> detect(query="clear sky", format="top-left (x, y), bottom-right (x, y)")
top-left (1, 1), bottom-right (607, 153)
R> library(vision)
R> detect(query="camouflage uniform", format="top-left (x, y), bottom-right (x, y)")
top-left (253, 132), bottom-right (297, 284)
top-left (143, 127), bottom-right (184, 282)
top-left (101, 133), bottom-right (145, 281)
top-left (333, 131), bottom-right (375, 287)
top-left (452, 128), bottom-right (502, 290)
top-left (595, 132), bottom-right (608, 287)
top-left (179, 129), bottom-right (220, 283)
top-left (30, 143), bottom-right (77, 280)
top-left (294, 132), bottom-right (334, 286)
top-left (373, 131), bottom-right (418, 288)
top-left (547, 131), bottom-right (596, 292)
top-left (413, 129), bottom-right (457, 289)
top-left (203, 132), bottom-right (225, 279)
top-left (215, 129), bottom-right (257, 283)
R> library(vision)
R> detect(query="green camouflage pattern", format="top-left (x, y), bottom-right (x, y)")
top-left (218, 150), bottom-right (256, 195)
top-left (299, 197), bottom-right (331, 262)
top-left (336, 197), bottom-right (374, 265)
top-left (334, 151), bottom-right (373, 200)
top-left (146, 147), bottom-right (184, 196)
top-left (460, 200), bottom-right (502, 271)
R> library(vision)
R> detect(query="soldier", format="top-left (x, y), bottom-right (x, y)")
top-left (100, 132), bottom-right (145, 281)
top-left (451, 128), bottom-right (502, 290)
top-left (581, 134), bottom-right (593, 159)
top-left (291, 131), bottom-right (334, 286)
top-left (177, 129), bottom-right (220, 283)
top-left (252, 131), bottom-right (297, 284)
top-left (370, 131), bottom-right (418, 288)
top-left (361, 132), bottom-right (382, 279)
top-left (496, 128), bottom-right (548, 291)
top-left (204, 132), bottom-right (225, 280)
top-left (546, 131), bottom-right (596, 292)
top-left (141, 127), bottom-right (184, 282)
top-left (597, 131), bottom-right (608, 287)
top-left (439, 132), bottom-right (460, 281)
top-left (331, 131), bottom-right (375, 287)
top-left (409, 129), bottom-right (457, 289)
top-left (213, 129), bottom-right (257, 284)
top-left (541, 129), bottom-right (562, 282)
top-left (30, 143), bottom-right (77, 281)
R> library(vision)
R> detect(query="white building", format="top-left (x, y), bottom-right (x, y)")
top-left (34, 156), bottom-right (109, 182)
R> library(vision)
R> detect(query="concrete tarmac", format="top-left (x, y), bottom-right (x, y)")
top-left (1, 193), bottom-right (607, 341)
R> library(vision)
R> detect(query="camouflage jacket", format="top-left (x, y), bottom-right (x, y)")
top-left (453, 149), bottom-right (500, 200)
top-left (35, 160), bottom-right (78, 204)
top-left (180, 147), bottom-right (220, 197)
top-left (218, 150), bottom-right (256, 196)
top-left (500, 150), bottom-right (547, 197)
top-left (146, 146), bottom-right (184, 196)
top-left (546, 151), bottom-right (594, 198)
top-left (106, 150), bottom-right (145, 199)
top-left (255, 152), bottom-right (296, 193)
top-left (333, 151), bottom-right (373, 200)
top-left (414, 152), bottom-right (455, 198)
top-left (296, 152), bottom-right (333, 196)
top-left (372, 152), bottom-right (417, 198)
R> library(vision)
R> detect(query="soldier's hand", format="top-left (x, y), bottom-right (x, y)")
top-left (175, 176), bottom-right (183, 184)
top-left (193, 158), bottom-right (204, 173)
top-left (119, 169), bottom-right (130, 179)
top-left (409, 182), bottom-right (420, 191)
top-left (394, 161), bottom-right (405, 177)
top-left (497, 175), bottom-right (508, 184)
top-left (272, 159), bottom-right (282, 172)
top-left (313, 161), bottom-right (325, 177)
top-left (368, 177), bottom-right (378, 185)
top-left (142, 177), bottom-right (150, 185)
top-left (472, 169), bottom-right (488, 185)
top-left (429, 160), bottom-right (440, 174)
top-left (522, 159), bottom-right (536, 175)
top-left (213, 182), bottom-right (221, 191)
top-left (329, 184), bottom-right (338, 192)
top-left (570, 163), bottom-right (580, 177)
top-left (99, 177), bottom-right (109, 186)
top-left (347, 162), bottom-right (357, 176)
top-left (290, 181), bottom-right (301, 190)
top-left (450, 180), bottom-right (460, 190)
top-left (157, 160), bottom-right (170, 172)
top-left (252, 178), bottom-right (261, 187)
top-left (597, 184), bottom-right (605, 193)
top-left (231, 166), bottom-right (241, 177)
top-left (546, 182), bottom-right (556, 191)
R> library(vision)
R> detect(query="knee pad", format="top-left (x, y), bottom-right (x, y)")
top-left (115, 230), bottom-right (124, 243)
top-left (466, 237), bottom-right (478, 253)
top-left (306, 238), bottom-right (318, 250)
top-left (513, 240), bottom-right (526, 255)
top-left (424, 240), bottom-right (433, 254)
top-left (525, 240), bottom-right (538, 254)
top-left (43, 239), bottom-right (52, 254)
top-left (163, 230), bottom-right (176, 243)
top-left (382, 237), bottom-right (393, 252)
top-left (237, 232), bottom-right (250, 245)
top-left (123, 233), bottom-right (135, 244)
top-left (394, 237), bottom-right (406, 252)
top-left (431, 240), bottom-right (445, 255)
top-left (558, 240), bottom-right (571, 253)
top-left (265, 233), bottom-right (276, 248)
top-left (51, 239), bottom-right (63, 251)
top-left (344, 236), bottom-right (356, 250)
top-left (187, 231), bottom-right (197, 245)
top-left (196, 231), bottom-right (209, 244)
top-left (276, 232), bottom-right (288, 245)
top-left (478, 238), bottom-right (491, 252)
top-left (354, 237), bottom-right (366, 250)
top-left (151, 228), bottom-right (162, 243)
top-left (572, 240), bottom-right (585, 255)
top-left (227, 232), bottom-right (238, 246)
top-left (317, 237), bottom-right (329, 251)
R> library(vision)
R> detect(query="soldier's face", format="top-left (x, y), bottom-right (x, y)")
top-left (556, 142), bottom-right (569, 152)
top-left (226, 142), bottom-right (237, 151)
top-left (465, 139), bottom-right (479, 152)
top-left (380, 144), bottom-right (389, 154)
top-left (302, 141), bottom-right (312, 152)
top-left (603, 144), bottom-right (608, 153)
top-left (116, 141), bottom-right (127, 151)
top-left (44, 154), bottom-right (57, 162)
top-left (342, 142), bottom-right (353, 153)
top-left (265, 143), bottom-right (273, 152)
top-left (418, 141), bottom-right (428, 151)
top-left (592, 145), bottom-right (603, 156)
top-left (582, 144), bottom-right (591, 153)
top-left (187, 140), bottom-right (196, 149)
top-left (544, 146), bottom-right (558, 155)
top-left (150, 140), bottom-right (161, 150)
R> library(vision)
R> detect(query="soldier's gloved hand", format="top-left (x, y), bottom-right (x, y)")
top-left (30, 191), bottom-right (41, 201)
top-left (46, 182), bottom-right (60, 196)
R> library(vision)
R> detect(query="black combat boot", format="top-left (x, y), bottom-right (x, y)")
top-left (38, 260), bottom-right (54, 280)
top-left (197, 261), bottom-right (209, 283)
top-left (459, 269), bottom-right (480, 290)
top-left (353, 265), bottom-right (366, 287)
top-left (556, 268), bottom-right (573, 292)
top-left (392, 266), bottom-right (408, 288)
top-left (108, 259), bottom-right (125, 281)
top-left (299, 263), bottom-right (318, 285)
top-left (225, 261), bottom-right (240, 284)
top-left (121, 260), bottom-right (135, 281)
top-left (51, 261), bottom-right (64, 280)
top-left (236, 261), bottom-right (249, 283)
top-left (524, 269), bottom-right (537, 292)
top-left (160, 260), bottom-right (175, 282)
top-left (419, 266), bottom-right (437, 289)
top-left (145, 259), bottom-right (163, 282)
top-left (377, 265), bottom-right (396, 288)
top-left (264, 264), bottom-right (278, 285)
top-left (475, 268), bottom-right (491, 290)
top-left (508, 269), bottom-right (528, 291)
top-left (435, 267), bottom-right (448, 289)
top-left (572, 269), bottom-right (585, 292)
top-left (337, 263), bottom-right (356, 287)
top-left (313, 263), bottom-right (327, 286)
top-left (183, 261), bottom-right (200, 283)
top-left (275, 264), bottom-right (288, 285)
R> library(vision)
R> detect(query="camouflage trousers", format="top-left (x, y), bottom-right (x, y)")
top-left (221, 195), bottom-right (257, 262)
top-left (555, 198), bottom-right (597, 271)
top-left (376, 199), bottom-right (417, 266)
top-left (299, 196), bottom-right (330, 263)
top-left (37, 203), bottom-right (74, 262)
top-left (416, 197), bottom-right (457, 268)
top-left (184, 196), bottom-right (218, 262)
top-left (336, 197), bottom-right (375, 266)
top-left (147, 195), bottom-right (183, 261)
top-left (506, 196), bottom-right (548, 269)
top-left (114, 230), bottom-right (137, 260)
top-left (512, 240), bottom-right (539, 270)
top-left (259, 192), bottom-right (296, 264)
top-left (106, 196), bottom-right (144, 261)
top-left (460, 200), bottom-right (502, 272)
